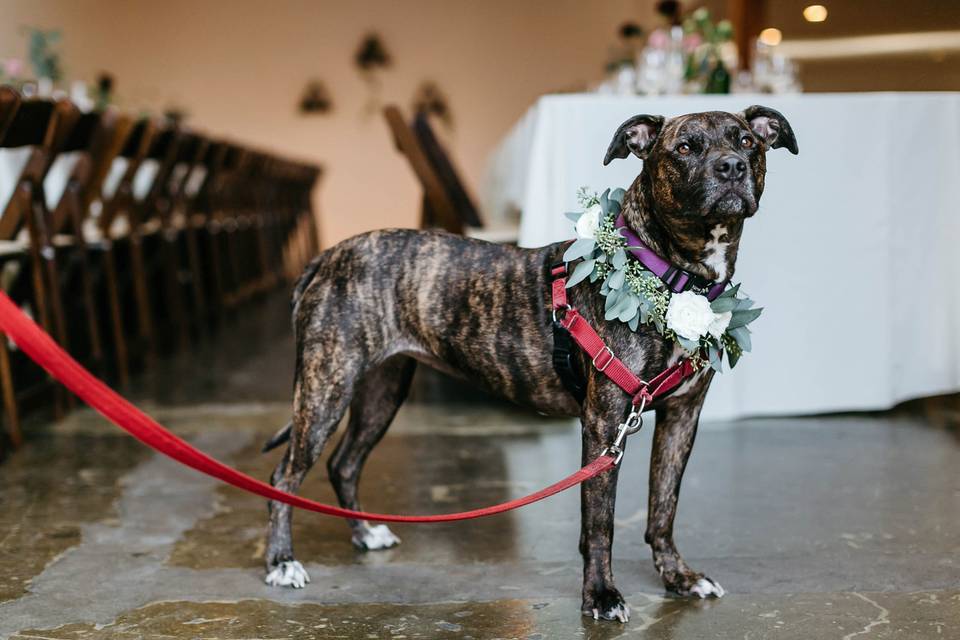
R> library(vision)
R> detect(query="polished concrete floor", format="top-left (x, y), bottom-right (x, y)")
top-left (1, 293), bottom-right (958, 639)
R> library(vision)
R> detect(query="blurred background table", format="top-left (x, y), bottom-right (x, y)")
top-left (483, 92), bottom-right (960, 421)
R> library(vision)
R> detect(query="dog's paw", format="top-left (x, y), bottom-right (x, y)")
top-left (663, 570), bottom-right (724, 599)
top-left (352, 524), bottom-right (401, 551)
top-left (582, 587), bottom-right (630, 623)
top-left (690, 576), bottom-right (725, 598)
top-left (264, 560), bottom-right (310, 588)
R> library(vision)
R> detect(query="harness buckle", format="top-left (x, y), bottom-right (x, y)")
top-left (552, 304), bottom-right (573, 324)
top-left (592, 346), bottom-right (614, 372)
top-left (663, 265), bottom-right (713, 295)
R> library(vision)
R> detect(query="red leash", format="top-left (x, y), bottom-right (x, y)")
top-left (0, 291), bottom-right (616, 523)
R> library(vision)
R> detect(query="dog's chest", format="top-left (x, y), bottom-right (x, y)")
top-left (702, 224), bottom-right (730, 282)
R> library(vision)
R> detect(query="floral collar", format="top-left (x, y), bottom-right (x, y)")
top-left (562, 187), bottom-right (761, 371)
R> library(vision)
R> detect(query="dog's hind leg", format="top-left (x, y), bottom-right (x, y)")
top-left (328, 355), bottom-right (417, 551)
top-left (264, 346), bottom-right (359, 588)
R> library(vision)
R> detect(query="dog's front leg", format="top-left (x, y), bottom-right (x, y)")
top-left (645, 381), bottom-right (725, 598)
top-left (579, 393), bottom-right (629, 623)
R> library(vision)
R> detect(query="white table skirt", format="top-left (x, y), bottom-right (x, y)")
top-left (482, 93), bottom-right (960, 421)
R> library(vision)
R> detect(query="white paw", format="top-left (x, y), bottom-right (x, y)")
top-left (690, 577), bottom-right (725, 598)
top-left (352, 523), bottom-right (401, 551)
top-left (589, 603), bottom-right (630, 623)
top-left (264, 560), bottom-right (310, 588)
top-left (607, 603), bottom-right (631, 623)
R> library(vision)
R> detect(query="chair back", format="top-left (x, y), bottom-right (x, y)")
top-left (0, 99), bottom-right (78, 239)
top-left (0, 86), bottom-right (21, 141)
top-left (384, 105), bottom-right (463, 234)
top-left (412, 112), bottom-right (483, 228)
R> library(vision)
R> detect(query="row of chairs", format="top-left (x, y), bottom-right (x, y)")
top-left (0, 86), bottom-right (320, 454)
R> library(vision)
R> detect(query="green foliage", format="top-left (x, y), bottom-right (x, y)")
top-left (24, 27), bottom-right (62, 81)
top-left (564, 187), bottom-right (763, 371)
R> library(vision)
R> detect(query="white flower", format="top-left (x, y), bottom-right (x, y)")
top-left (665, 291), bottom-right (715, 342)
top-left (575, 203), bottom-right (603, 239)
top-left (707, 310), bottom-right (732, 338)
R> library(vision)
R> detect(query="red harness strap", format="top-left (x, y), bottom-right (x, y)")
top-left (551, 264), bottom-right (699, 407)
top-left (0, 291), bottom-right (616, 523)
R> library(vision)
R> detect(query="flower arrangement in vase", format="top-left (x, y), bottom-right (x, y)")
top-left (681, 8), bottom-right (736, 94)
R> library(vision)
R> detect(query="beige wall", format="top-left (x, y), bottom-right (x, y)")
top-left (0, 0), bottom-right (659, 247)
top-left (2, 1), bottom-right (954, 247)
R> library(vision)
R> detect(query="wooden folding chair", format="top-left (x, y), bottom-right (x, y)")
top-left (132, 124), bottom-right (189, 354)
top-left (0, 85), bottom-right (23, 449)
top-left (206, 144), bottom-right (247, 311)
top-left (293, 161), bottom-right (321, 272)
top-left (276, 159), bottom-right (321, 282)
top-left (0, 95), bottom-right (85, 442)
top-left (49, 108), bottom-right (132, 383)
top-left (97, 117), bottom-right (159, 371)
top-left (183, 139), bottom-right (227, 327)
top-left (161, 131), bottom-right (209, 343)
top-left (46, 111), bottom-right (108, 378)
top-left (384, 105), bottom-right (464, 234)
top-left (384, 105), bottom-right (517, 242)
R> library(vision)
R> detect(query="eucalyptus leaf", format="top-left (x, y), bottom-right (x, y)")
top-left (565, 259), bottom-right (594, 288)
top-left (717, 283), bottom-right (740, 299)
top-left (564, 211), bottom-right (583, 223)
top-left (609, 187), bottom-right (626, 204)
top-left (604, 300), bottom-right (623, 321)
top-left (607, 291), bottom-right (633, 319)
top-left (590, 267), bottom-right (602, 283)
top-left (563, 238), bottom-right (595, 262)
top-left (599, 188), bottom-right (611, 214)
top-left (728, 326), bottom-right (752, 352)
top-left (628, 313), bottom-right (640, 332)
top-left (735, 297), bottom-right (754, 310)
top-left (677, 336), bottom-right (699, 353)
top-left (606, 268), bottom-right (626, 290)
top-left (710, 297), bottom-right (738, 313)
top-left (611, 248), bottom-right (627, 270)
top-left (604, 287), bottom-right (623, 313)
top-left (617, 295), bottom-right (639, 322)
top-left (728, 307), bottom-right (763, 329)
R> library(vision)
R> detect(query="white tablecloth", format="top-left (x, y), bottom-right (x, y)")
top-left (482, 93), bottom-right (960, 421)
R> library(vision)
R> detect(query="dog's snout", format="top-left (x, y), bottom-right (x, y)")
top-left (714, 155), bottom-right (747, 182)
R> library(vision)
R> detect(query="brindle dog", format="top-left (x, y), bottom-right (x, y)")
top-left (262, 106), bottom-right (798, 622)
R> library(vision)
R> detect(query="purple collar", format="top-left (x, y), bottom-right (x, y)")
top-left (615, 214), bottom-right (727, 301)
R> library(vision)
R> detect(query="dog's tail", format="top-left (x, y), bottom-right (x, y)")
top-left (261, 420), bottom-right (293, 453)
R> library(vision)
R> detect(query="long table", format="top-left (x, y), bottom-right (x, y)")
top-left (482, 93), bottom-right (960, 421)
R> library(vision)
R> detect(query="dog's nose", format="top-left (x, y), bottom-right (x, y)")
top-left (714, 155), bottom-right (747, 182)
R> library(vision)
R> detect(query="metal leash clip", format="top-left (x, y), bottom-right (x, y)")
top-left (601, 396), bottom-right (647, 465)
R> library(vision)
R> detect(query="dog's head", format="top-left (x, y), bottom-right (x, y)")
top-left (604, 107), bottom-right (797, 221)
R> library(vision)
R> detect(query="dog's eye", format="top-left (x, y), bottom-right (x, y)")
top-left (740, 136), bottom-right (755, 149)
top-left (677, 143), bottom-right (691, 155)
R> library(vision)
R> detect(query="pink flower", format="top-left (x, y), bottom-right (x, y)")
top-left (683, 33), bottom-right (703, 53)
top-left (3, 58), bottom-right (23, 78)
top-left (648, 29), bottom-right (670, 50)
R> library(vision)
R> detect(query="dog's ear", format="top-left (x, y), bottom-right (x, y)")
top-left (740, 105), bottom-right (798, 155)
top-left (603, 114), bottom-right (665, 165)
